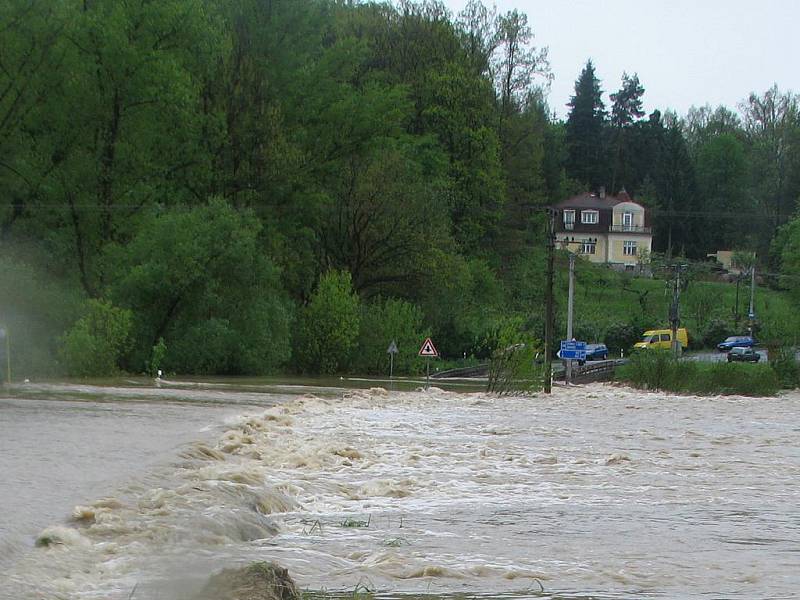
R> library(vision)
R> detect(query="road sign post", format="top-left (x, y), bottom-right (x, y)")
top-left (559, 340), bottom-right (586, 362)
top-left (418, 337), bottom-right (439, 390)
top-left (387, 340), bottom-right (399, 380)
top-left (560, 339), bottom-right (586, 386)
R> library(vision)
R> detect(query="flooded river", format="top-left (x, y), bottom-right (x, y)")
top-left (1, 379), bottom-right (799, 599)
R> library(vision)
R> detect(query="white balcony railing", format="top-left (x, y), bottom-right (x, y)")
top-left (609, 225), bottom-right (651, 233)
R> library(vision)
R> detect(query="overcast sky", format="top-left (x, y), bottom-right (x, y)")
top-left (441, 0), bottom-right (800, 118)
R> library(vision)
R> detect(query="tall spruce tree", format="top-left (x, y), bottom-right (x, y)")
top-left (565, 60), bottom-right (607, 190)
top-left (609, 72), bottom-right (645, 192)
top-left (610, 72), bottom-right (645, 128)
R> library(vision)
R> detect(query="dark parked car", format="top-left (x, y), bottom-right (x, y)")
top-left (727, 347), bottom-right (760, 362)
top-left (578, 343), bottom-right (609, 365)
top-left (717, 336), bottom-right (757, 352)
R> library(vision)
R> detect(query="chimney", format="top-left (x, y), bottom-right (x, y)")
top-left (599, 186), bottom-right (606, 199)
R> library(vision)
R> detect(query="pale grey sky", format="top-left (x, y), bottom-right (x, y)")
top-left (442, 0), bottom-right (800, 118)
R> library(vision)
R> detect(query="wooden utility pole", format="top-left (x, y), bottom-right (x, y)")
top-left (565, 252), bottom-right (575, 385)
top-left (670, 270), bottom-right (680, 357)
top-left (669, 264), bottom-right (685, 357)
top-left (543, 208), bottom-right (556, 393)
top-left (0, 327), bottom-right (9, 385)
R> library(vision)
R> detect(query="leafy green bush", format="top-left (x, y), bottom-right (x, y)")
top-left (59, 300), bottom-right (133, 377)
top-left (758, 298), bottom-right (800, 347)
top-left (617, 350), bottom-right (780, 396)
top-left (617, 349), bottom-right (676, 390)
top-left (768, 347), bottom-right (800, 389)
top-left (487, 318), bottom-right (546, 395)
top-left (146, 337), bottom-right (167, 377)
top-left (294, 270), bottom-right (360, 374)
top-left (603, 322), bottom-right (643, 354)
top-left (700, 318), bottom-right (734, 349)
top-left (353, 298), bottom-right (429, 375)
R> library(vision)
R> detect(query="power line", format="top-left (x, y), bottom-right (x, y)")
top-left (3, 204), bottom-right (792, 220)
top-left (651, 209), bottom-right (781, 221)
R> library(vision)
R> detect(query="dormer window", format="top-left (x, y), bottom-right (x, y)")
top-left (623, 212), bottom-right (633, 230)
top-left (563, 210), bottom-right (575, 230)
top-left (581, 210), bottom-right (598, 224)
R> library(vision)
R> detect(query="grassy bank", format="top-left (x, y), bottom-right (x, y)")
top-left (615, 350), bottom-right (781, 396)
top-left (561, 260), bottom-right (800, 351)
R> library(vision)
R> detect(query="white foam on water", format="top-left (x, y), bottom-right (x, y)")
top-left (4, 383), bottom-right (800, 599)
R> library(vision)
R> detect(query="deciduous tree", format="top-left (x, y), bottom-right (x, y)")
top-left (294, 270), bottom-right (361, 374)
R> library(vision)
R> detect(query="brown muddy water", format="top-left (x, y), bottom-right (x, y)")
top-left (1, 378), bottom-right (798, 599)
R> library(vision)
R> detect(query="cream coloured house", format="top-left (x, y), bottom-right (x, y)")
top-left (553, 190), bottom-right (652, 269)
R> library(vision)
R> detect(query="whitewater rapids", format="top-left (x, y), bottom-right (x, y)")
top-left (2, 382), bottom-right (799, 599)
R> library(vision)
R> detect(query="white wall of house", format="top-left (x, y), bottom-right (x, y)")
top-left (611, 202), bottom-right (646, 229)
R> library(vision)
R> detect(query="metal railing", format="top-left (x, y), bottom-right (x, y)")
top-left (570, 359), bottom-right (625, 382)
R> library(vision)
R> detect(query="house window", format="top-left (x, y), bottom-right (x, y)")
top-left (581, 210), bottom-right (598, 224)
top-left (563, 210), bottom-right (575, 230)
top-left (623, 212), bottom-right (633, 230)
top-left (581, 239), bottom-right (596, 254)
top-left (623, 241), bottom-right (637, 256)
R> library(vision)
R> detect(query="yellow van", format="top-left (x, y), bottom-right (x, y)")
top-left (634, 328), bottom-right (688, 350)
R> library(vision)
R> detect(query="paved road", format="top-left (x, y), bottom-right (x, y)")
top-left (686, 348), bottom-right (800, 362)
top-left (686, 349), bottom-right (769, 363)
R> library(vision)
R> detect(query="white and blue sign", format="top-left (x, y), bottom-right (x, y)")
top-left (560, 340), bottom-right (587, 360)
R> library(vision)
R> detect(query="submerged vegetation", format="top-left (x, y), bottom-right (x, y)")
top-left (197, 562), bottom-right (301, 600)
top-left (487, 318), bottom-right (547, 395)
top-left (1, 0), bottom-right (800, 379)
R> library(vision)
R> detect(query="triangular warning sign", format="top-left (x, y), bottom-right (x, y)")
top-left (418, 337), bottom-right (439, 357)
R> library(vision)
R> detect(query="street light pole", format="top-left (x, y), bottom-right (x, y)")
top-left (748, 263), bottom-right (756, 336)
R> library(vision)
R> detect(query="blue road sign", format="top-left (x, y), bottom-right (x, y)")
top-left (560, 340), bottom-right (587, 360)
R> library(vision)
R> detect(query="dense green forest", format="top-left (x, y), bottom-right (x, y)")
top-left (2, 0), bottom-right (800, 378)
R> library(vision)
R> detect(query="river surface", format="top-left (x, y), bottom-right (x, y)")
top-left (1, 378), bottom-right (799, 599)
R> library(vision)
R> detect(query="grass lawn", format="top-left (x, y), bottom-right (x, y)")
top-left (553, 259), bottom-right (800, 349)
